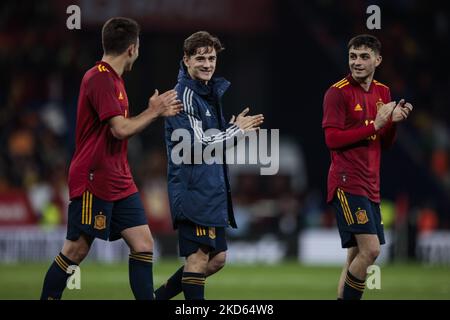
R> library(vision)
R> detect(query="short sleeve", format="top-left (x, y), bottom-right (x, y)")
top-left (322, 87), bottom-right (346, 129)
top-left (87, 73), bottom-right (123, 122)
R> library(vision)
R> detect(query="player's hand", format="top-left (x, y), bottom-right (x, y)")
top-left (374, 101), bottom-right (396, 130)
top-left (234, 107), bottom-right (264, 132)
top-left (148, 89), bottom-right (183, 117)
top-left (392, 99), bottom-right (413, 122)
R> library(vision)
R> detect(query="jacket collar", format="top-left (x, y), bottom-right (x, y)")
top-left (177, 60), bottom-right (230, 99)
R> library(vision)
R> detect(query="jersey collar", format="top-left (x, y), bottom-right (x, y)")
top-left (347, 74), bottom-right (374, 93)
top-left (96, 61), bottom-right (121, 80)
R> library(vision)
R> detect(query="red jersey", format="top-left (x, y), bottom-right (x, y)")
top-left (68, 61), bottom-right (137, 201)
top-left (322, 74), bottom-right (395, 203)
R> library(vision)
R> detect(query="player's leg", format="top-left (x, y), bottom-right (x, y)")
top-left (40, 192), bottom-right (98, 300)
top-left (344, 234), bottom-right (380, 299)
top-left (332, 189), bottom-right (381, 300)
top-left (40, 234), bottom-right (93, 300)
top-left (112, 192), bottom-right (155, 300)
top-left (154, 251), bottom-right (226, 300)
top-left (207, 250), bottom-right (226, 275)
top-left (337, 246), bottom-right (358, 299)
top-left (121, 225), bottom-right (155, 300)
top-left (206, 226), bottom-right (227, 275)
top-left (179, 222), bottom-right (212, 300)
top-left (155, 224), bottom-right (224, 300)
top-left (183, 246), bottom-right (209, 300)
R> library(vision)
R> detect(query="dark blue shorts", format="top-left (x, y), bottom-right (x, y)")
top-left (177, 220), bottom-right (227, 257)
top-left (66, 191), bottom-right (148, 242)
top-left (331, 188), bottom-right (385, 248)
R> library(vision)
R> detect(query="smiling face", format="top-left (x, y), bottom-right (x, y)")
top-left (348, 45), bottom-right (382, 82)
top-left (183, 46), bottom-right (217, 83)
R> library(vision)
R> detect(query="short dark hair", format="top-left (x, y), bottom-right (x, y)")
top-left (102, 17), bottom-right (140, 56)
top-left (348, 34), bottom-right (381, 55)
top-left (183, 31), bottom-right (224, 57)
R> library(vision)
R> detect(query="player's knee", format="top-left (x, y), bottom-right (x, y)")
top-left (130, 238), bottom-right (154, 253)
top-left (210, 252), bottom-right (226, 273)
top-left (185, 248), bottom-right (209, 273)
top-left (63, 242), bottom-right (90, 263)
top-left (361, 247), bottom-right (380, 263)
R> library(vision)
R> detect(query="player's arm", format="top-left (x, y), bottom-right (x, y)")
top-left (110, 89), bottom-right (183, 140)
top-left (322, 87), bottom-right (374, 149)
top-left (325, 102), bottom-right (396, 149)
top-left (325, 126), bottom-right (377, 149)
top-left (323, 86), bottom-right (395, 149)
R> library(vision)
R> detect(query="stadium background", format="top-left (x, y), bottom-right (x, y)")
top-left (0, 0), bottom-right (449, 299)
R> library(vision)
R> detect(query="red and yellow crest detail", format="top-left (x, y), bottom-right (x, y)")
top-left (355, 209), bottom-right (369, 224)
top-left (208, 227), bottom-right (216, 239)
top-left (94, 212), bottom-right (106, 230)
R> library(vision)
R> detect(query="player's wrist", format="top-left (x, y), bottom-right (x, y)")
top-left (373, 121), bottom-right (383, 131)
top-left (146, 105), bottom-right (161, 119)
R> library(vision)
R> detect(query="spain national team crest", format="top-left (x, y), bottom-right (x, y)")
top-left (208, 227), bottom-right (216, 239)
top-left (94, 212), bottom-right (106, 230)
top-left (355, 209), bottom-right (369, 224)
top-left (376, 99), bottom-right (384, 111)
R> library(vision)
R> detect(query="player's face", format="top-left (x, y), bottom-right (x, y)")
top-left (125, 37), bottom-right (140, 72)
top-left (348, 46), bottom-right (381, 81)
top-left (184, 47), bottom-right (217, 82)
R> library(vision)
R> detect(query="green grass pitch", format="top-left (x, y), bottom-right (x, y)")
top-left (0, 260), bottom-right (449, 299)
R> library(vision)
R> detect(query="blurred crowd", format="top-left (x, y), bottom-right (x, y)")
top-left (0, 1), bottom-right (448, 242)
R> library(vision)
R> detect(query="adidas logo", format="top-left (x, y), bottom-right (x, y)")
top-left (205, 109), bottom-right (211, 117)
top-left (354, 104), bottom-right (363, 111)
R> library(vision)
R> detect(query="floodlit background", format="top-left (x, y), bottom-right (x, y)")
top-left (0, 0), bottom-right (449, 299)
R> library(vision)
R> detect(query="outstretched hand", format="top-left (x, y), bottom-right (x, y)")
top-left (148, 89), bottom-right (183, 117)
top-left (230, 107), bottom-right (264, 132)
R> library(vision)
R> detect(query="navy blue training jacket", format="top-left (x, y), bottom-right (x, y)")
top-left (165, 62), bottom-right (241, 229)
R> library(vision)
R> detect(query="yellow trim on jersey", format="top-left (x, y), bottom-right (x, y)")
top-left (97, 64), bottom-right (110, 73)
top-left (373, 80), bottom-right (389, 89)
top-left (337, 189), bottom-right (354, 225)
top-left (332, 78), bottom-right (348, 87)
top-left (337, 81), bottom-right (349, 89)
